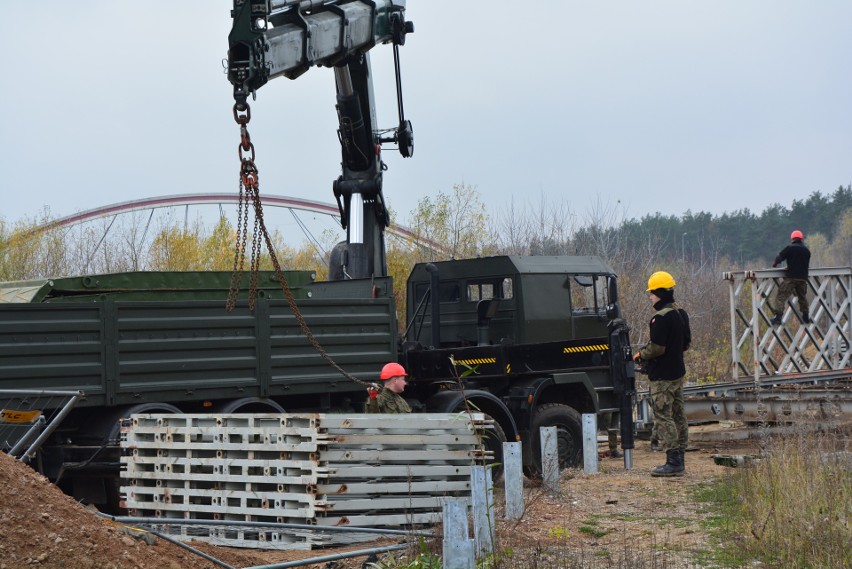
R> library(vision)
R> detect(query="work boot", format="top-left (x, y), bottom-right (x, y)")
top-left (802, 312), bottom-right (811, 324)
top-left (607, 430), bottom-right (620, 458)
top-left (651, 449), bottom-right (685, 477)
top-left (770, 313), bottom-right (782, 326)
top-left (650, 440), bottom-right (663, 452)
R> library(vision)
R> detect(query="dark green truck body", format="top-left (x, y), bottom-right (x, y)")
top-left (0, 271), bottom-right (396, 409)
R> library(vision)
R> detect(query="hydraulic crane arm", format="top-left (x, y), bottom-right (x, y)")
top-left (227, 0), bottom-right (414, 280)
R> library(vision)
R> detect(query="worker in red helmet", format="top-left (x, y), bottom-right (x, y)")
top-left (365, 362), bottom-right (412, 414)
top-left (769, 230), bottom-right (811, 326)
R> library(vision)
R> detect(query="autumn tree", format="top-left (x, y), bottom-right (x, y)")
top-left (406, 183), bottom-right (495, 262)
top-left (824, 207), bottom-right (852, 266)
top-left (0, 211), bottom-right (68, 280)
top-left (493, 194), bottom-right (576, 255)
top-left (383, 184), bottom-right (496, 330)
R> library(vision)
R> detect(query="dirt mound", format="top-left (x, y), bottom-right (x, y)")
top-left (0, 451), bottom-right (268, 568)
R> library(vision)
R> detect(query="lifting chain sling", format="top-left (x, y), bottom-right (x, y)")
top-left (226, 102), bottom-right (370, 388)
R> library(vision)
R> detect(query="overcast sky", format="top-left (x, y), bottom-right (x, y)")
top-left (1, 1), bottom-right (850, 231)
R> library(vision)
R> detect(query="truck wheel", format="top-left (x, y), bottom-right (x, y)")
top-left (97, 403), bottom-right (183, 515)
top-left (450, 405), bottom-right (508, 481)
top-left (524, 403), bottom-right (583, 478)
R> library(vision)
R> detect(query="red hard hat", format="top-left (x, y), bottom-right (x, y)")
top-left (790, 230), bottom-right (804, 240)
top-left (379, 362), bottom-right (408, 381)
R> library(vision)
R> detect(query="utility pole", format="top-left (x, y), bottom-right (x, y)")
top-left (682, 232), bottom-right (687, 265)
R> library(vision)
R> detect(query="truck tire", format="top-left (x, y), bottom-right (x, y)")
top-left (450, 407), bottom-right (507, 481)
top-left (96, 403), bottom-right (183, 514)
top-left (524, 403), bottom-right (583, 478)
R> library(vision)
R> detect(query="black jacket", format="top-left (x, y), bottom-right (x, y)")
top-left (645, 302), bottom-right (691, 381)
top-left (773, 240), bottom-right (810, 279)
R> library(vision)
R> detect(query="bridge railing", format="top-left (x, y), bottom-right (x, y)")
top-left (723, 267), bottom-right (851, 382)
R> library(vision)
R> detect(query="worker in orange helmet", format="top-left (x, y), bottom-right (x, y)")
top-left (769, 230), bottom-right (811, 326)
top-left (364, 362), bottom-right (412, 413)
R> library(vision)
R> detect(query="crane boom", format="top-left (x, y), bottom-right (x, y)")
top-left (226, 0), bottom-right (413, 280)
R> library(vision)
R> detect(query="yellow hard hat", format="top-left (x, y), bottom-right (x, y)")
top-left (647, 271), bottom-right (676, 292)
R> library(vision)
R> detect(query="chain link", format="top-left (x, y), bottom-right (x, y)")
top-left (227, 102), bottom-right (370, 387)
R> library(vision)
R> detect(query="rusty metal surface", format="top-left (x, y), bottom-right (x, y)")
top-left (684, 387), bottom-right (852, 423)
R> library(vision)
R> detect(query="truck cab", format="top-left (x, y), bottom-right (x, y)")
top-left (404, 255), bottom-right (617, 348)
top-left (400, 255), bottom-right (634, 476)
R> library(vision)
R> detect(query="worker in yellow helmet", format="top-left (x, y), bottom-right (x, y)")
top-left (633, 271), bottom-right (691, 477)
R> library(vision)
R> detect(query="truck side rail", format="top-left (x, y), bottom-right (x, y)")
top-left (0, 389), bottom-right (83, 463)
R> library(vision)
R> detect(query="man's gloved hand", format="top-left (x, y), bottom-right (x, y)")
top-left (632, 352), bottom-right (647, 374)
top-left (367, 384), bottom-right (380, 400)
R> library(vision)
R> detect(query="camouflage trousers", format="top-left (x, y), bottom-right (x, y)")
top-left (649, 377), bottom-right (688, 452)
top-left (770, 278), bottom-right (808, 316)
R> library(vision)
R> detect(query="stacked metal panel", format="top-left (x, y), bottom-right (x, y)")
top-left (120, 413), bottom-right (489, 549)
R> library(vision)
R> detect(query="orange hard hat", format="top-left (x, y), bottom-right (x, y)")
top-left (790, 230), bottom-right (804, 240)
top-left (379, 362), bottom-right (408, 381)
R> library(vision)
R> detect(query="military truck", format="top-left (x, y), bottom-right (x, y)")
top-left (0, 255), bottom-right (634, 509)
top-left (0, 1), bottom-right (635, 509)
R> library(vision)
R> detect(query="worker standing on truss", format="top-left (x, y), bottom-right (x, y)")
top-left (769, 230), bottom-right (812, 326)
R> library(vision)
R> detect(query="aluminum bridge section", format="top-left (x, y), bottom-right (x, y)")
top-left (724, 267), bottom-right (851, 382)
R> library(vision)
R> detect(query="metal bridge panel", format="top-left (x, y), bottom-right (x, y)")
top-left (725, 267), bottom-right (852, 381)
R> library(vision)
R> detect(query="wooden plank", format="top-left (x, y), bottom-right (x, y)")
top-left (317, 413), bottom-right (484, 430)
top-left (322, 496), bottom-right (452, 512)
top-left (316, 480), bottom-right (470, 494)
top-left (121, 486), bottom-right (321, 504)
top-left (329, 433), bottom-right (481, 445)
top-left (327, 464), bottom-right (471, 478)
top-left (123, 472), bottom-right (327, 484)
top-left (123, 502), bottom-right (317, 518)
top-left (122, 456), bottom-right (320, 468)
top-left (320, 449), bottom-right (475, 462)
top-left (314, 512), bottom-right (445, 526)
top-left (124, 441), bottom-right (320, 452)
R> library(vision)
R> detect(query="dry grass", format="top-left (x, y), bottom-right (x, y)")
top-left (707, 426), bottom-right (852, 569)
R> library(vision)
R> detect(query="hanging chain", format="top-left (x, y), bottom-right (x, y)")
top-left (227, 102), bottom-right (370, 387)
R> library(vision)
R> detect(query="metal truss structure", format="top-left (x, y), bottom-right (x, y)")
top-left (725, 267), bottom-right (851, 381)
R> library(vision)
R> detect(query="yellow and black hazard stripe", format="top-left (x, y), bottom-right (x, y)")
top-left (562, 344), bottom-right (608, 354)
top-left (453, 357), bottom-right (497, 366)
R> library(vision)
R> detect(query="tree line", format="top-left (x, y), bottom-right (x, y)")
top-left (2, 183), bottom-right (850, 383)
